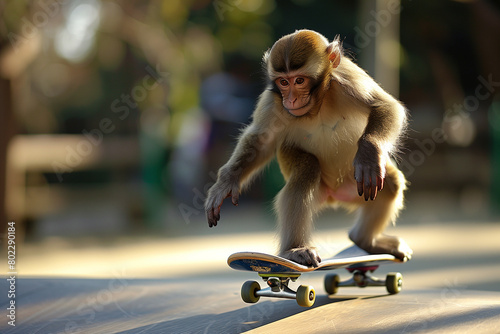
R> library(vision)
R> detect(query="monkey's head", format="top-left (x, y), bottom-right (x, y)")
top-left (264, 30), bottom-right (342, 117)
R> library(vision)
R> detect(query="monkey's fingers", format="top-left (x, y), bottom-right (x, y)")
top-left (230, 187), bottom-right (239, 206)
top-left (311, 254), bottom-right (321, 267)
top-left (300, 249), bottom-right (321, 267)
top-left (378, 176), bottom-right (384, 191)
top-left (356, 177), bottom-right (370, 200)
top-left (369, 184), bottom-right (377, 201)
top-left (357, 181), bottom-right (363, 197)
top-left (363, 167), bottom-right (372, 201)
top-left (207, 198), bottom-right (223, 227)
top-left (209, 206), bottom-right (219, 227)
top-left (207, 189), bottom-right (240, 227)
top-left (354, 164), bottom-right (364, 196)
top-left (207, 208), bottom-right (217, 227)
top-left (355, 165), bottom-right (381, 200)
top-left (369, 170), bottom-right (378, 200)
top-left (308, 249), bottom-right (322, 267)
top-left (208, 204), bottom-right (223, 227)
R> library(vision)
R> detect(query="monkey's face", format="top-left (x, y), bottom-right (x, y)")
top-left (265, 30), bottom-right (335, 117)
top-left (274, 72), bottom-right (314, 117)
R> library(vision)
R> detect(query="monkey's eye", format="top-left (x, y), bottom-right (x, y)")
top-left (278, 79), bottom-right (289, 87)
top-left (295, 77), bottom-right (305, 85)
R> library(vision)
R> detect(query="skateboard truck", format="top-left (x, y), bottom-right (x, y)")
top-left (241, 274), bottom-right (316, 307)
top-left (324, 266), bottom-right (403, 295)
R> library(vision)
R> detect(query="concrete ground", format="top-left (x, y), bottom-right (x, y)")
top-left (1, 205), bottom-right (500, 333)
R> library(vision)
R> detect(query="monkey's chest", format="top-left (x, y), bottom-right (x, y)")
top-left (289, 119), bottom-right (358, 158)
top-left (282, 117), bottom-right (363, 186)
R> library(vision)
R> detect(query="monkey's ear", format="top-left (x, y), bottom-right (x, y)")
top-left (326, 42), bottom-right (341, 68)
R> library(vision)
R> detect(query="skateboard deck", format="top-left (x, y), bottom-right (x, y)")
top-left (227, 244), bottom-right (408, 307)
top-left (228, 244), bottom-right (399, 273)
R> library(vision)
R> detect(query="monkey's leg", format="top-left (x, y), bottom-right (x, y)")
top-left (348, 163), bottom-right (413, 261)
top-left (276, 146), bottom-right (322, 267)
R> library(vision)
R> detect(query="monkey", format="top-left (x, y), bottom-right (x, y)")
top-left (205, 29), bottom-right (412, 267)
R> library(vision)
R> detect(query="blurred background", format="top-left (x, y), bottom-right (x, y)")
top-left (1, 0), bottom-right (500, 244)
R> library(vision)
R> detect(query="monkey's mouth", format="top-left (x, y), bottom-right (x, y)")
top-left (286, 104), bottom-right (311, 117)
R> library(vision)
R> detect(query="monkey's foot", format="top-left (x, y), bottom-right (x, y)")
top-left (353, 235), bottom-right (413, 262)
top-left (280, 247), bottom-right (322, 267)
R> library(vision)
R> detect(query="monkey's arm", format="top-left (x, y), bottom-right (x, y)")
top-left (354, 93), bottom-right (406, 201)
top-left (205, 94), bottom-right (280, 227)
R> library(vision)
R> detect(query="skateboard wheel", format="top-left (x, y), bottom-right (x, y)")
top-left (296, 285), bottom-right (315, 307)
top-left (241, 280), bottom-right (261, 303)
top-left (324, 273), bottom-right (340, 295)
top-left (386, 272), bottom-right (403, 294)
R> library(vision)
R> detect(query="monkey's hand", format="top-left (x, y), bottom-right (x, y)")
top-left (205, 172), bottom-right (240, 227)
top-left (353, 139), bottom-right (386, 201)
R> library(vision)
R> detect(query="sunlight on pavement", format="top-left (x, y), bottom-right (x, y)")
top-left (17, 222), bottom-right (500, 292)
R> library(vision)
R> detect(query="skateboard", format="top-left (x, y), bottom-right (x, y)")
top-left (227, 244), bottom-right (408, 307)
